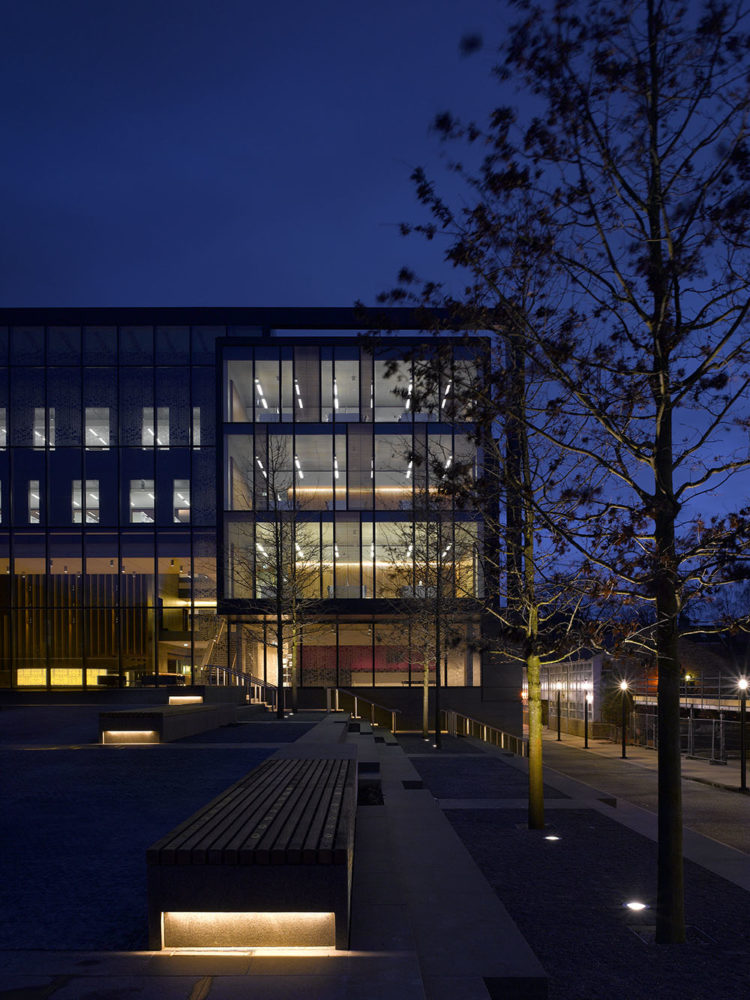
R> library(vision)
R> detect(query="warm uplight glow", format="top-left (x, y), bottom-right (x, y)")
top-left (169, 696), bottom-right (203, 705)
top-left (544, 835), bottom-right (560, 841)
top-left (162, 911), bottom-right (335, 949)
top-left (624, 901), bottom-right (648, 911)
top-left (102, 730), bottom-right (159, 744)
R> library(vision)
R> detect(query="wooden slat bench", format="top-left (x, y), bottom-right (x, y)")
top-left (146, 754), bottom-right (357, 950)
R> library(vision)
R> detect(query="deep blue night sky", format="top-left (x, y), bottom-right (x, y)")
top-left (0, 0), bottom-right (501, 307)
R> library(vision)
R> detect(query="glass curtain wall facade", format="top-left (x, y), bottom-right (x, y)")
top-left (0, 310), bottom-right (487, 692)
top-left (0, 318), bottom-right (228, 689)
top-left (219, 336), bottom-right (485, 688)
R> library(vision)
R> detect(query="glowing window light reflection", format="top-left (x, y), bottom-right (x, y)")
top-left (162, 911), bottom-right (335, 950)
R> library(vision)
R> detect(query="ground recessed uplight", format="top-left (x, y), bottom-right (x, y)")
top-left (624, 901), bottom-right (649, 911)
top-left (544, 835), bottom-right (560, 841)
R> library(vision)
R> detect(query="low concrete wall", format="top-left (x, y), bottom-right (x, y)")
top-left (1, 685), bottom-right (245, 707)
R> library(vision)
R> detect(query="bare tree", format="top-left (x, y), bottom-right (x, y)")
top-left (381, 0), bottom-right (750, 942)
top-left (228, 436), bottom-right (326, 717)
top-left (377, 440), bottom-right (477, 739)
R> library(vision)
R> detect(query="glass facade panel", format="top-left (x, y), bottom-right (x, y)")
top-left (120, 326), bottom-right (153, 364)
top-left (374, 358), bottom-right (411, 422)
top-left (11, 369), bottom-right (44, 447)
top-left (28, 480), bottom-right (41, 523)
top-left (130, 479), bottom-right (155, 523)
top-left (47, 327), bottom-right (80, 364)
top-left (72, 480), bottom-right (99, 524)
top-left (334, 350), bottom-right (359, 421)
top-left (83, 327), bottom-right (116, 365)
top-left (173, 479), bottom-right (190, 523)
top-left (0, 314), bottom-right (486, 693)
top-left (49, 368), bottom-right (80, 446)
top-left (156, 326), bottom-right (189, 365)
top-left (120, 368), bottom-right (153, 445)
top-left (253, 357), bottom-right (280, 421)
top-left (11, 327), bottom-right (44, 365)
top-left (85, 407), bottom-right (110, 448)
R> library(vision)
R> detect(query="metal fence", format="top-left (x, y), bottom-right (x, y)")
top-left (617, 710), bottom-right (747, 764)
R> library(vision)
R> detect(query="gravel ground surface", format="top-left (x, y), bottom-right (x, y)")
top-left (0, 744), bottom-right (274, 950)
top-left (407, 748), bottom-right (750, 1000)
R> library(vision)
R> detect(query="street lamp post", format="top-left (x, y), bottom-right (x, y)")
top-left (620, 680), bottom-right (629, 759)
top-left (584, 690), bottom-right (592, 749)
top-left (740, 677), bottom-right (748, 792)
top-left (556, 682), bottom-right (562, 741)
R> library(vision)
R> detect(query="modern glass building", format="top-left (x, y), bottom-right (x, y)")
top-left (0, 309), bottom-right (491, 696)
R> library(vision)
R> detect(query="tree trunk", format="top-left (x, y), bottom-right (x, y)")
top-left (422, 658), bottom-right (430, 738)
top-left (527, 652), bottom-right (544, 829)
top-left (654, 488), bottom-right (684, 942)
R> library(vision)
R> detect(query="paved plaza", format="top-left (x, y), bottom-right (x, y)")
top-left (1, 704), bottom-right (749, 999)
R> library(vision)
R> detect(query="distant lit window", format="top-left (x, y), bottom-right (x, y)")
top-left (85, 408), bottom-right (110, 449)
top-left (29, 480), bottom-right (40, 523)
top-left (141, 407), bottom-right (169, 448)
top-left (130, 479), bottom-right (155, 523)
top-left (192, 407), bottom-right (201, 448)
top-left (72, 480), bottom-right (100, 523)
top-left (33, 407), bottom-right (55, 450)
top-left (173, 479), bottom-right (190, 523)
top-left (0, 407), bottom-right (6, 448)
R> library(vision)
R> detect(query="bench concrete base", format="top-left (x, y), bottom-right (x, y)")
top-left (148, 860), bottom-right (349, 950)
top-left (99, 703), bottom-right (237, 743)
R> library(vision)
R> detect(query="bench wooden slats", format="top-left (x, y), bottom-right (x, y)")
top-left (183, 759), bottom-right (305, 865)
top-left (209, 761), bottom-right (319, 864)
top-left (147, 758), bottom-right (299, 865)
top-left (234, 758), bottom-right (327, 865)
top-left (280, 759), bottom-right (343, 864)
top-left (302, 760), bottom-right (348, 864)
top-left (261, 759), bottom-right (334, 864)
top-left (150, 757), bottom-right (354, 867)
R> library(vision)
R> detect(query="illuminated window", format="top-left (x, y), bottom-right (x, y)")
top-left (85, 407), bottom-right (110, 449)
top-left (173, 479), bottom-right (190, 523)
top-left (72, 480), bottom-right (100, 523)
top-left (141, 407), bottom-right (170, 447)
top-left (33, 407), bottom-right (55, 449)
top-left (130, 479), bottom-right (155, 523)
top-left (192, 407), bottom-right (201, 448)
top-left (29, 480), bottom-right (40, 523)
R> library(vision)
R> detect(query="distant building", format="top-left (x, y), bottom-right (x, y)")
top-left (0, 309), bottom-right (497, 704)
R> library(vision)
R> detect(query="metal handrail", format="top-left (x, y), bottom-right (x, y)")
top-left (443, 709), bottom-right (528, 757)
top-left (329, 688), bottom-right (402, 732)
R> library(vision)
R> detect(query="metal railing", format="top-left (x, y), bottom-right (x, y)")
top-left (626, 709), bottom-right (748, 764)
top-left (247, 673), bottom-right (278, 711)
top-left (443, 709), bottom-right (528, 757)
top-left (329, 688), bottom-right (402, 732)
